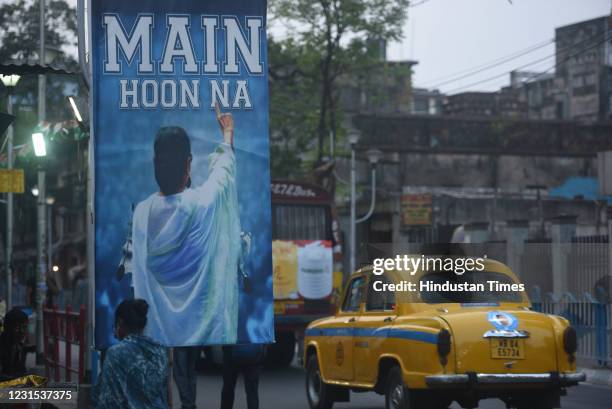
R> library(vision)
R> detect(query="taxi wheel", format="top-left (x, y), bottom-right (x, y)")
top-left (385, 366), bottom-right (410, 409)
top-left (306, 354), bottom-right (334, 409)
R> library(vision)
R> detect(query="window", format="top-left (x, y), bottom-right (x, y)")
top-left (366, 277), bottom-right (396, 312)
top-left (342, 276), bottom-right (365, 312)
top-left (272, 204), bottom-right (329, 240)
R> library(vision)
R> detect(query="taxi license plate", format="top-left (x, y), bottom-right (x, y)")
top-left (490, 338), bottom-right (525, 359)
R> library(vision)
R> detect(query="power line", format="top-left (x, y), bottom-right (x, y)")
top-left (409, 0), bottom-right (433, 7)
top-left (420, 38), bottom-right (553, 86)
top-left (445, 30), bottom-right (612, 94)
top-left (423, 39), bottom-right (554, 89)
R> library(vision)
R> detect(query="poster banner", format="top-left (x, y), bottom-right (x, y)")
top-left (91, 0), bottom-right (273, 347)
top-left (272, 240), bottom-right (333, 300)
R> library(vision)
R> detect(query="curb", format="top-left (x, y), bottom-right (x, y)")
top-left (580, 368), bottom-right (612, 387)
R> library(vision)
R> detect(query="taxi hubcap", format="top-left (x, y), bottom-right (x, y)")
top-left (308, 366), bottom-right (322, 405)
top-left (390, 384), bottom-right (403, 409)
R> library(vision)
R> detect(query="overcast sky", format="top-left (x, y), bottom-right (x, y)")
top-left (40, 0), bottom-right (612, 94)
top-left (389, 0), bottom-right (611, 93)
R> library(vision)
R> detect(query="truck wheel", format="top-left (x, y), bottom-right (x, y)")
top-left (306, 354), bottom-right (334, 409)
top-left (385, 366), bottom-right (410, 409)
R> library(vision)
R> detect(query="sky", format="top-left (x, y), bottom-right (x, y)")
top-left (14, 0), bottom-right (611, 95)
top-left (388, 0), bottom-right (611, 93)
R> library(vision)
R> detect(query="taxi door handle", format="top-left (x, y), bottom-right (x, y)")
top-left (346, 318), bottom-right (356, 323)
top-left (384, 317), bottom-right (395, 323)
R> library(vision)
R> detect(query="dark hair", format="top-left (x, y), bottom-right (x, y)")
top-left (115, 299), bottom-right (149, 332)
top-left (154, 127), bottom-right (192, 195)
top-left (3, 308), bottom-right (28, 331)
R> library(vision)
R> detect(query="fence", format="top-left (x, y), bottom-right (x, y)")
top-left (43, 305), bottom-right (86, 383)
top-left (532, 295), bottom-right (610, 367)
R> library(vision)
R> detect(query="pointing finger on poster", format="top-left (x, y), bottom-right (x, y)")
top-left (216, 102), bottom-right (234, 147)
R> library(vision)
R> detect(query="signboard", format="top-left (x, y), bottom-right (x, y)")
top-left (92, 0), bottom-right (272, 347)
top-left (401, 194), bottom-right (432, 226)
top-left (272, 240), bottom-right (333, 300)
top-left (0, 169), bottom-right (24, 193)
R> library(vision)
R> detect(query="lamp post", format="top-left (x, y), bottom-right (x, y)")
top-left (32, 131), bottom-right (47, 362)
top-left (46, 196), bottom-right (55, 274)
top-left (348, 132), bottom-right (359, 274)
top-left (348, 133), bottom-right (383, 274)
top-left (1, 74), bottom-right (21, 309)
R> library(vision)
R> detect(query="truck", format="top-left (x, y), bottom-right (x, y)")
top-left (267, 180), bottom-right (343, 367)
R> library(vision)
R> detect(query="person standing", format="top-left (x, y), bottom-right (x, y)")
top-left (173, 346), bottom-right (200, 409)
top-left (220, 344), bottom-right (265, 409)
top-left (94, 299), bottom-right (168, 409)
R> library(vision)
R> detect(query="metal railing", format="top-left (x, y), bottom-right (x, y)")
top-left (532, 293), bottom-right (610, 367)
top-left (43, 305), bottom-right (86, 382)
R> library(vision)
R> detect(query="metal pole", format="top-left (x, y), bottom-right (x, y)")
top-left (356, 167), bottom-right (377, 224)
top-left (6, 92), bottom-right (13, 309)
top-left (38, 0), bottom-right (46, 121)
top-left (47, 205), bottom-right (52, 272)
top-left (36, 0), bottom-right (47, 363)
top-left (350, 148), bottom-right (356, 274)
top-left (36, 167), bottom-right (47, 361)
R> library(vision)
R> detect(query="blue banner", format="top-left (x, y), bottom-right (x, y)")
top-left (91, 0), bottom-right (273, 348)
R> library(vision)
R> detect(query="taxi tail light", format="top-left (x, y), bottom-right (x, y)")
top-left (563, 326), bottom-right (577, 360)
top-left (437, 329), bottom-right (451, 366)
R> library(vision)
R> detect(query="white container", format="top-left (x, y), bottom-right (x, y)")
top-left (297, 241), bottom-right (332, 299)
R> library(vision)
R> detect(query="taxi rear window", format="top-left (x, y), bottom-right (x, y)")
top-left (419, 271), bottom-right (524, 304)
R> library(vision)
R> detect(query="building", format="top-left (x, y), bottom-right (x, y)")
top-left (337, 114), bottom-right (612, 270)
top-left (554, 15), bottom-right (612, 121)
top-left (410, 87), bottom-right (444, 115)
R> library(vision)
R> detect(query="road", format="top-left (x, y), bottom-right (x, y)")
top-left (176, 364), bottom-right (612, 409)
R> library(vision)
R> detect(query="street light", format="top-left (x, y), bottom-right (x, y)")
top-left (349, 137), bottom-right (383, 274)
top-left (67, 96), bottom-right (83, 122)
top-left (0, 73), bottom-right (20, 309)
top-left (32, 132), bottom-right (47, 157)
top-left (0, 74), bottom-right (21, 88)
top-left (32, 129), bottom-right (48, 363)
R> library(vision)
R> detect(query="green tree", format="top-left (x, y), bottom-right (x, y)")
top-left (269, 0), bottom-right (409, 178)
top-left (0, 0), bottom-right (79, 124)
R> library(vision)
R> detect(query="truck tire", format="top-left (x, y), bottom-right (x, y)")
top-left (306, 354), bottom-right (334, 409)
top-left (265, 331), bottom-right (295, 367)
top-left (385, 366), bottom-right (410, 409)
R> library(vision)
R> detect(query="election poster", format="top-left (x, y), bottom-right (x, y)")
top-left (91, 0), bottom-right (273, 347)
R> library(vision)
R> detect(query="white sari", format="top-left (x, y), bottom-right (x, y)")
top-left (131, 143), bottom-right (241, 346)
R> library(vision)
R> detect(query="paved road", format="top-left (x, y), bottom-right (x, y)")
top-left (24, 354), bottom-right (611, 408)
top-left (175, 364), bottom-right (612, 409)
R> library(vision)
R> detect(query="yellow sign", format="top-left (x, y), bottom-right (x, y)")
top-left (272, 241), bottom-right (299, 300)
top-left (0, 169), bottom-right (24, 193)
top-left (401, 194), bottom-right (432, 226)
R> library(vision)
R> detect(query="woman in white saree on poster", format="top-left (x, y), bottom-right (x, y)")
top-left (131, 105), bottom-right (241, 346)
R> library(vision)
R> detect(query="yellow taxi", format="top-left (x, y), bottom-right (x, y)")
top-left (303, 259), bottom-right (585, 409)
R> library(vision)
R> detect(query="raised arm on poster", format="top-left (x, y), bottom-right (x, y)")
top-left (92, 1), bottom-right (273, 348)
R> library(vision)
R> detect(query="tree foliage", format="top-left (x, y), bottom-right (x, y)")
top-left (0, 0), bottom-right (79, 127)
top-left (268, 0), bottom-right (409, 181)
top-left (0, 0), bottom-right (77, 62)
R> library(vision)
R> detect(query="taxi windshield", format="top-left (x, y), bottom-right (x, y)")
top-left (418, 271), bottom-right (524, 304)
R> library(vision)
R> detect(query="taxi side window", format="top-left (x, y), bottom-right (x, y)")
top-left (366, 276), bottom-right (396, 312)
top-left (342, 277), bottom-right (365, 312)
